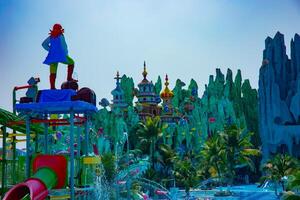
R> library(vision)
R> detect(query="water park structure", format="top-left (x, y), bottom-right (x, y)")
top-left (1, 23), bottom-right (300, 200)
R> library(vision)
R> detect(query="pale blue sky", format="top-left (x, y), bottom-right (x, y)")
top-left (1, 0), bottom-right (300, 112)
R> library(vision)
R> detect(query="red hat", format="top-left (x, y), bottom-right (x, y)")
top-left (53, 23), bottom-right (62, 30)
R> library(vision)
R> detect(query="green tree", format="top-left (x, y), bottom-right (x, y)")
top-left (221, 125), bottom-right (260, 184)
top-left (200, 133), bottom-right (226, 179)
top-left (101, 153), bottom-right (116, 183)
top-left (137, 116), bottom-right (162, 167)
top-left (283, 171), bottom-right (300, 200)
top-left (157, 144), bottom-right (177, 186)
top-left (263, 154), bottom-right (299, 195)
top-left (158, 144), bottom-right (177, 168)
top-left (174, 158), bottom-right (198, 197)
top-left (144, 168), bottom-right (160, 183)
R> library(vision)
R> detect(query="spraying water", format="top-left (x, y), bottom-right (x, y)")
top-left (93, 164), bottom-right (110, 200)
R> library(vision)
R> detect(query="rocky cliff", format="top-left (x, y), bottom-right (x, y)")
top-left (259, 32), bottom-right (300, 160)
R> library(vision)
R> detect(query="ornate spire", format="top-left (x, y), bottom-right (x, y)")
top-left (114, 71), bottom-right (121, 87)
top-left (142, 61), bottom-right (148, 79)
top-left (114, 71), bottom-right (120, 80)
top-left (160, 74), bottom-right (174, 99)
top-left (165, 74), bottom-right (169, 87)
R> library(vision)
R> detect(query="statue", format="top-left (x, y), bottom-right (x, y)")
top-left (42, 23), bottom-right (77, 89)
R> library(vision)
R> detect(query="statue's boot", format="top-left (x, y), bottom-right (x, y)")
top-left (67, 64), bottom-right (78, 82)
top-left (50, 73), bottom-right (56, 89)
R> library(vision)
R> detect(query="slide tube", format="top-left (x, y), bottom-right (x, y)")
top-left (3, 167), bottom-right (57, 200)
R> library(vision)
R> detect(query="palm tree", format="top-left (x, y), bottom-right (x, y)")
top-left (221, 125), bottom-right (260, 185)
top-left (144, 168), bottom-right (161, 184)
top-left (101, 153), bottom-right (117, 183)
top-left (158, 144), bottom-right (177, 186)
top-left (200, 133), bottom-right (226, 180)
top-left (136, 116), bottom-right (162, 167)
top-left (174, 157), bottom-right (198, 198)
top-left (263, 154), bottom-right (299, 195)
top-left (158, 144), bottom-right (177, 167)
top-left (283, 192), bottom-right (300, 200)
top-left (283, 171), bottom-right (300, 200)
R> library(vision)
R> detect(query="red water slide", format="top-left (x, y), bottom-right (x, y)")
top-left (3, 155), bottom-right (67, 200)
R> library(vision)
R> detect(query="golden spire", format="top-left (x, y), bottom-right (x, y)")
top-left (165, 74), bottom-right (169, 87)
top-left (160, 74), bottom-right (174, 99)
top-left (142, 61), bottom-right (148, 79)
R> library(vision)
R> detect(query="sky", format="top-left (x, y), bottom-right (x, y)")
top-left (1, 0), bottom-right (300, 112)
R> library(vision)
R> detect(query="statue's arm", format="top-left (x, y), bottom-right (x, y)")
top-left (42, 36), bottom-right (50, 51)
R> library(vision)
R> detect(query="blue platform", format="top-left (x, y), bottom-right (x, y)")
top-left (16, 101), bottom-right (97, 114)
top-left (16, 89), bottom-right (97, 114)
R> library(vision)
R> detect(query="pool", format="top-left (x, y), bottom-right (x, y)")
top-left (177, 185), bottom-right (279, 200)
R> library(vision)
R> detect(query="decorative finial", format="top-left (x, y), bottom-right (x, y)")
top-left (115, 71), bottom-right (121, 80)
top-left (114, 71), bottom-right (121, 87)
top-left (142, 61), bottom-right (148, 79)
top-left (165, 74), bottom-right (169, 87)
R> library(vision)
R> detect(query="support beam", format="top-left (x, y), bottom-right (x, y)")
top-left (7, 117), bottom-right (86, 127)
top-left (0, 133), bottom-right (36, 138)
top-left (1, 126), bottom-right (7, 198)
top-left (35, 133), bottom-right (38, 154)
top-left (44, 114), bottom-right (49, 154)
top-left (12, 80), bottom-right (17, 185)
top-left (76, 126), bottom-right (81, 159)
top-left (76, 126), bottom-right (81, 186)
top-left (12, 134), bottom-right (16, 184)
top-left (25, 115), bottom-right (31, 178)
top-left (69, 111), bottom-right (75, 200)
top-left (84, 115), bottom-right (89, 155)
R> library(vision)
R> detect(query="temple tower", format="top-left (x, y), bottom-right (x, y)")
top-left (160, 74), bottom-right (179, 123)
top-left (136, 61), bottom-right (161, 119)
top-left (111, 71), bottom-right (128, 111)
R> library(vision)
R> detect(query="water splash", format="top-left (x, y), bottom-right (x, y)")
top-left (93, 164), bottom-right (110, 200)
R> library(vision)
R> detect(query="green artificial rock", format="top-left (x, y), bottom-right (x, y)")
top-left (120, 75), bottom-right (135, 106)
top-left (91, 67), bottom-right (258, 160)
top-left (161, 123), bottom-right (174, 146)
top-left (188, 78), bottom-right (198, 97)
top-left (172, 79), bottom-right (186, 108)
top-left (93, 107), bottom-right (110, 133)
top-left (224, 68), bottom-right (234, 99)
top-left (241, 79), bottom-right (260, 146)
top-left (154, 75), bottom-right (162, 95)
top-left (233, 69), bottom-right (243, 119)
top-left (176, 119), bottom-right (190, 148)
top-left (126, 106), bottom-right (140, 128)
top-left (189, 68), bottom-right (257, 147)
top-left (93, 106), bottom-right (129, 159)
top-left (214, 68), bottom-right (225, 98)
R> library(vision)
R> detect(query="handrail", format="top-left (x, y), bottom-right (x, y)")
top-left (136, 177), bottom-right (172, 200)
top-left (137, 177), bottom-right (170, 192)
top-left (14, 85), bottom-right (34, 91)
top-left (114, 161), bottom-right (149, 182)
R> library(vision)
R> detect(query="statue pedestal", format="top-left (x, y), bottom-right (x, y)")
top-left (61, 80), bottom-right (78, 91)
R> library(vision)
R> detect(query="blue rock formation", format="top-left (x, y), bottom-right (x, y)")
top-left (259, 32), bottom-right (300, 161)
